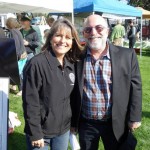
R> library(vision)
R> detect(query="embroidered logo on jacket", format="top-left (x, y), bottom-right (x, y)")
top-left (69, 73), bottom-right (75, 85)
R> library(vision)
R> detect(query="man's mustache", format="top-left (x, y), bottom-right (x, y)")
top-left (88, 36), bottom-right (103, 39)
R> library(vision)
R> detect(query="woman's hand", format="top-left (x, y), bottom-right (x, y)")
top-left (20, 51), bottom-right (27, 60)
top-left (70, 127), bottom-right (78, 134)
top-left (32, 139), bottom-right (44, 148)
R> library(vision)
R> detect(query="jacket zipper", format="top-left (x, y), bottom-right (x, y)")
top-left (60, 69), bottom-right (66, 133)
top-left (77, 94), bottom-right (83, 128)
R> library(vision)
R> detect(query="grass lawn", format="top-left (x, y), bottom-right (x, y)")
top-left (8, 50), bottom-right (150, 150)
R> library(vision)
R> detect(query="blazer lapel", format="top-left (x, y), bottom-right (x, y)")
top-left (109, 44), bottom-right (121, 103)
top-left (76, 50), bottom-right (86, 98)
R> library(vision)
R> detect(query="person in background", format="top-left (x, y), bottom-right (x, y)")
top-left (110, 19), bottom-right (125, 46)
top-left (127, 20), bottom-right (137, 48)
top-left (46, 17), bottom-right (55, 28)
top-left (135, 23), bottom-right (140, 41)
top-left (43, 29), bottom-right (50, 43)
top-left (6, 17), bottom-right (27, 96)
top-left (71, 14), bottom-right (142, 150)
top-left (0, 26), bottom-right (6, 38)
top-left (6, 17), bottom-right (26, 60)
top-left (22, 18), bottom-right (82, 150)
top-left (20, 15), bottom-right (39, 60)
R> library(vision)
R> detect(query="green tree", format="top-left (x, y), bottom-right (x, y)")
top-left (129, 0), bottom-right (150, 11)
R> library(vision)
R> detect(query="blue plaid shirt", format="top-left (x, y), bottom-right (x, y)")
top-left (82, 46), bottom-right (112, 120)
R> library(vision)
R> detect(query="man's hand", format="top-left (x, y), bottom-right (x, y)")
top-left (128, 121), bottom-right (141, 131)
top-left (32, 139), bottom-right (44, 148)
top-left (23, 39), bottom-right (29, 46)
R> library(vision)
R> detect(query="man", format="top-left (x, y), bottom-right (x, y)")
top-left (110, 19), bottom-right (125, 46)
top-left (71, 15), bottom-right (142, 150)
top-left (20, 15), bottom-right (39, 59)
top-left (127, 20), bottom-right (137, 48)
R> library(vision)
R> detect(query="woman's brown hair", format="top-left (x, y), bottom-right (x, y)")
top-left (42, 18), bottom-right (83, 63)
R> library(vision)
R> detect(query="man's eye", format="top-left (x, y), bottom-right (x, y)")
top-left (96, 26), bottom-right (104, 32)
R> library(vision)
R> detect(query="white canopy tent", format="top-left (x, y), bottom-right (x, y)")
top-left (0, 0), bottom-right (74, 22)
top-left (0, 0), bottom-right (73, 13)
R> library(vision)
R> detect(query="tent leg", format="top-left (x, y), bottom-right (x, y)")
top-left (71, 12), bottom-right (74, 24)
top-left (140, 16), bottom-right (142, 57)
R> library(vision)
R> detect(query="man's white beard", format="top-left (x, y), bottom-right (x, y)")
top-left (85, 36), bottom-right (107, 51)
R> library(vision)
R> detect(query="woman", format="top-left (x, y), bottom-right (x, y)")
top-left (22, 18), bottom-right (82, 150)
top-left (6, 17), bottom-right (26, 59)
top-left (6, 17), bottom-right (27, 95)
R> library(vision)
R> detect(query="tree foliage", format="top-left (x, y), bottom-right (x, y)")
top-left (129, 0), bottom-right (150, 11)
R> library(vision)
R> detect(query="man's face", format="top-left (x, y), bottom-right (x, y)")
top-left (83, 15), bottom-right (109, 51)
top-left (21, 20), bottom-right (30, 29)
top-left (129, 22), bottom-right (133, 26)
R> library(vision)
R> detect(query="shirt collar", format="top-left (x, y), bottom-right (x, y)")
top-left (48, 49), bottom-right (74, 70)
top-left (105, 44), bottom-right (111, 59)
top-left (64, 57), bottom-right (74, 70)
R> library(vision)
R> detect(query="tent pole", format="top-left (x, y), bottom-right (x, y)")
top-left (72, 11), bottom-right (74, 24)
top-left (140, 16), bottom-right (142, 57)
top-left (71, 0), bottom-right (74, 24)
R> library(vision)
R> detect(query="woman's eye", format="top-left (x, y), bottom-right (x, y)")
top-left (54, 34), bottom-right (72, 40)
top-left (55, 34), bottom-right (61, 37)
top-left (66, 36), bottom-right (72, 40)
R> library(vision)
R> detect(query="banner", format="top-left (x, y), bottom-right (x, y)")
top-left (0, 77), bottom-right (9, 150)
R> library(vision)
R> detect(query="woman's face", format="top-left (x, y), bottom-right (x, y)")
top-left (50, 27), bottom-right (73, 57)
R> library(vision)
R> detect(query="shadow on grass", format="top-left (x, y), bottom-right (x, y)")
top-left (142, 111), bottom-right (150, 118)
top-left (141, 53), bottom-right (150, 57)
top-left (136, 52), bottom-right (150, 57)
top-left (8, 132), bottom-right (27, 150)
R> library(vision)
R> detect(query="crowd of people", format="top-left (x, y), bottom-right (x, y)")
top-left (0, 14), bottom-right (142, 150)
top-left (0, 14), bottom-right (55, 96)
top-left (110, 19), bottom-right (140, 48)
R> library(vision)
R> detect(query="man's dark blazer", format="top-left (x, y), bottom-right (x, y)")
top-left (71, 43), bottom-right (142, 141)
